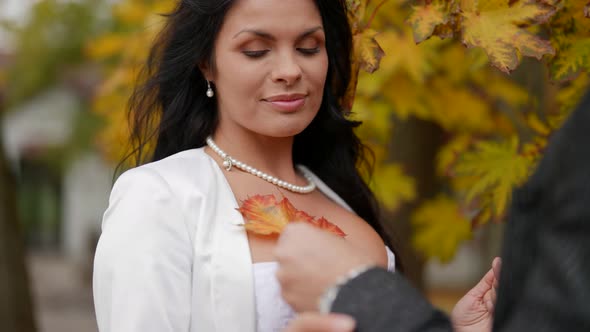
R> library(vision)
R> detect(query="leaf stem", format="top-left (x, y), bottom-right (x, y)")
top-left (366, 0), bottom-right (389, 29)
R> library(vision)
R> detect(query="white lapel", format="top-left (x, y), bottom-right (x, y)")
top-left (208, 155), bottom-right (256, 332)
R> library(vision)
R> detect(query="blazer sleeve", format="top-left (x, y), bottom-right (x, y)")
top-left (331, 268), bottom-right (452, 332)
top-left (93, 167), bottom-right (193, 332)
top-left (493, 89), bottom-right (590, 332)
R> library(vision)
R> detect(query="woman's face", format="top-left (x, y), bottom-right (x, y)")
top-left (207, 0), bottom-right (328, 139)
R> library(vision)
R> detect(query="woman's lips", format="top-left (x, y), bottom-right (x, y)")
top-left (267, 98), bottom-right (306, 112)
top-left (264, 94), bottom-right (307, 112)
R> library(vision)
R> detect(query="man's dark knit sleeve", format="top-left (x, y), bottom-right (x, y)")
top-left (331, 267), bottom-right (453, 332)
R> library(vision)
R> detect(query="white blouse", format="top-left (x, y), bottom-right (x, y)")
top-left (93, 148), bottom-right (395, 332)
top-left (253, 248), bottom-right (395, 332)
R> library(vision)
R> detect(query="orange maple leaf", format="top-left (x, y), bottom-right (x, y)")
top-left (311, 217), bottom-right (347, 237)
top-left (237, 194), bottom-right (346, 237)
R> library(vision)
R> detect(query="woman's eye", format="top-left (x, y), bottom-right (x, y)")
top-left (297, 47), bottom-right (320, 55)
top-left (243, 50), bottom-right (269, 58)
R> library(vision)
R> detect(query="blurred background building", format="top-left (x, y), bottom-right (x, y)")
top-left (1, 1), bottom-right (107, 330)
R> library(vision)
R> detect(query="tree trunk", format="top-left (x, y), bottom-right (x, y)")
top-left (0, 102), bottom-right (37, 332)
top-left (387, 117), bottom-right (446, 290)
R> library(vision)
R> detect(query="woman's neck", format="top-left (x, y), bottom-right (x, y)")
top-left (209, 130), bottom-right (300, 184)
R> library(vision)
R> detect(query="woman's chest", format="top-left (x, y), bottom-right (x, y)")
top-left (220, 169), bottom-right (388, 266)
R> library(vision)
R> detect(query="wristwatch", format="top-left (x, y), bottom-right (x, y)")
top-left (317, 265), bottom-right (373, 313)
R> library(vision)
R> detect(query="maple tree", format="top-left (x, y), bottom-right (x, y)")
top-left (88, 0), bottom-right (590, 263)
top-left (350, 0), bottom-right (589, 262)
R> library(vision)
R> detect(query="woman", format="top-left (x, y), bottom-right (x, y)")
top-left (93, 1), bottom-right (496, 331)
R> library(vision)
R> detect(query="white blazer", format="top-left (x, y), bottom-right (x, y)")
top-left (93, 147), bottom-right (353, 332)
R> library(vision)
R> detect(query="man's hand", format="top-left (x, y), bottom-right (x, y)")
top-left (283, 313), bottom-right (356, 332)
top-left (451, 257), bottom-right (502, 332)
top-left (275, 223), bottom-right (375, 312)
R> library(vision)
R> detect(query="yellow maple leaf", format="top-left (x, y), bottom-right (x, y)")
top-left (554, 74), bottom-right (590, 122)
top-left (526, 112), bottom-right (551, 136)
top-left (492, 113), bottom-right (517, 137)
top-left (521, 136), bottom-right (547, 164)
top-left (370, 163), bottom-right (416, 211)
top-left (407, 0), bottom-right (453, 43)
top-left (356, 68), bottom-right (389, 96)
top-left (437, 134), bottom-right (472, 177)
top-left (461, 0), bottom-right (556, 73)
top-left (342, 1), bottom-right (378, 112)
top-left (412, 195), bottom-right (472, 262)
top-left (550, 38), bottom-right (590, 82)
top-left (475, 0), bottom-right (513, 12)
top-left (454, 136), bottom-right (532, 219)
top-left (550, 0), bottom-right (590, 34)
top-left (352, 97), bottom-right (394, 142)
top-left (471, 70), bottom-right (529, 108)
top-left (354, 28), bottom-right (385, 74)
top-left (428, 79), bottom-right (495, 133)
top-left (433, 43), bottom-right (487, 84)
top-left (383, 77), bottom-right (431, 120)
top-left (459, 0), bottom-right (481, 12)
top-left (376, 29), bottom-right (435, 84)
top-left (346, 0), bottom-right (367, 33)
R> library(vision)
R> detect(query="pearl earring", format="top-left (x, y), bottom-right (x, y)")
top-left (206, 80), bottom-right (214, 98)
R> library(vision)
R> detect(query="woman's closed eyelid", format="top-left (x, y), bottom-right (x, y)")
top-left (241, 46), bottom-right (321, 58)
top-left (242, 49), bottom-right (270, 58)
top-left (297, 47), bottom-right (320, 55)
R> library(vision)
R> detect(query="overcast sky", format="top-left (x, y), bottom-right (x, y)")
top-left (0, 0), bottom-right (34, 50)
top-left (0, 0), bottom-right (33, 21)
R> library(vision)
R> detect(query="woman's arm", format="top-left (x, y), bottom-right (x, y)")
top-left (93, 168), bottom-right (193, 332)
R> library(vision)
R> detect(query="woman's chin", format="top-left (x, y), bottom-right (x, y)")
top-left (261, 128), bottom-right (306, 138)
top-left (275, 124), bottom-right (312, 138)
top-left (254, 120), bottom-right (314, 138)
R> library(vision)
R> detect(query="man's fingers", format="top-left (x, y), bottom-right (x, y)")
top-left (485, 282), bottom-right (498, 313)
top-left (481, 257), bottom-right (501, 314)
top-left (284, 313), bottom-right (356, 332)
top-left (492, 257), bottom-right (502, 289)
top-left (468, 266), bottom-right (495, 298)
top-left (492, 257), bottom-right (501, 272)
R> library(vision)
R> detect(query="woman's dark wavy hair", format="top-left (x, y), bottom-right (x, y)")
top-left (127, 0), bottom-right (401, 269)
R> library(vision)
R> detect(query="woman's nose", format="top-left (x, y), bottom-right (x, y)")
top-left (270, 53), bottom-right (303, 86)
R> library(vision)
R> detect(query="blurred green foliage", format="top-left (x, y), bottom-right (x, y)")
top-left (2, 0), bottom-right (106, 108)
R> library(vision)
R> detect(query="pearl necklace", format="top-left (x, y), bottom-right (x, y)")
top-left (206, 136), bottom-right (316, 194)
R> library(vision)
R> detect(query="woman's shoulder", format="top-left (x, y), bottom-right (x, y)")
top-left (135, 147), bottom-right (212, 173)
top-left (113, 147), bottom-right (218, 195)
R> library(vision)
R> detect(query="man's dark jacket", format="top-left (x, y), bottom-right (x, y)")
top-left (332, 90), bottom-right (590, 331)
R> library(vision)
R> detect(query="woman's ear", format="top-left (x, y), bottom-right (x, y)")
top-left (199, 61), bottom-right (212, 81)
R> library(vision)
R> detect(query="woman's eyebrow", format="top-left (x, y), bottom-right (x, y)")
top-left (296, 27), bottom-right (324, 42)
top-left (232, 26), bottom-right (324, 41)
